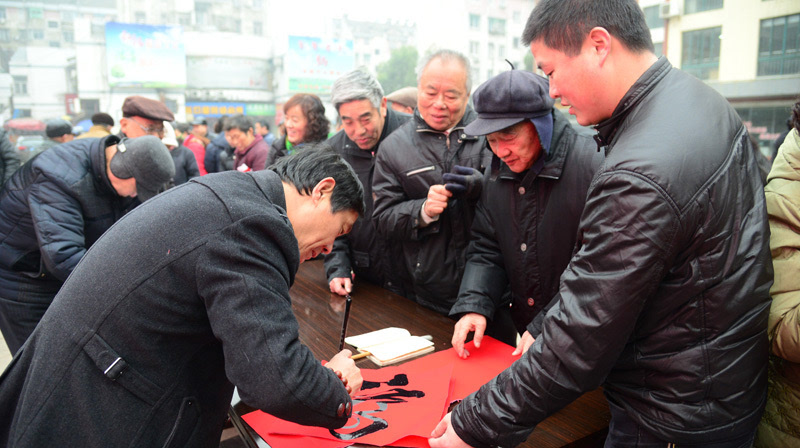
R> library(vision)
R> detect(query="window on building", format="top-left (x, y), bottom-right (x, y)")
top-left (253, 21), bottom-right (262, 35)
top-left (13, 76), bottom-right (27, 95)
top-left (62, 11), bottom-right (74, 21)
top-left (513, 11), bottom-right (521, 24)
top-left (758, 14), bottom-right (800, 76)
top-left (642, 5), bottom-right (664, 29)
top-left (235, 19), bottom-right (242, 31)
top-left (469, 14), bottom-right (480, 30)
top-left (49, 41), bottom-right (60, 48)
top-left (685, 0), bottom-right (724, 14)
top-left (63, 30), bottom-right (74, 42)
top-left (470, 41), bottom-right (479, 55)
top-left (17, 29), bottom-right (28, 41)
top-left (178, 13), bottom-right (190, 26)
top-left (91, 23), bottom-right (104, 38)
top-left (488, 43), bottom-right (494, 59)
top-left (513, 37), bottom-right (520, 48)
top-left (364, 53), bottom-right (372, 64)
top-left (0, 29), bottom-right (8, 41)
top-left (681, 26), bottom-right (721, 80)
top-left (15, 109), bottom-right (32, 118)
top-left (135, 11), bottom-right (146, 23)
top-left (736, 104), bottom-right (794, 155)
top-left (499, 45), bottom-right (506, 59)
top-left (654, 42), bottom-right (664, 56)
top-left (195, 3), bottom-right (209, 25)
top-left (32, 29), bottom-right (44, 40)
top-left (48, 20), bottom-right (59, 28)
top-left (488, 18), bottom-right (506, 36)
top-left (487, 69), bottom-right (493, 79)
top-left (0, 8), bottom-right (6, 21)
top-left (80, 99), bottom-right (100, 116)
top-left (253, 0), bottom-right (263, 8)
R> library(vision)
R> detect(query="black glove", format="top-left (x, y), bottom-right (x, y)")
top-left (443, 165), bottom-right (483, 199)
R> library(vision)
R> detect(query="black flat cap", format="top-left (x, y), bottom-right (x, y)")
top-left (45, 119), bottom-right (73, 138)
top-left (465, 70), bottom-right (554, 136)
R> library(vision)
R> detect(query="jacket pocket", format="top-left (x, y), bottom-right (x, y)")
top-left (83, 333), bottom-right (164, 406)
top-left (352, 250), bottom-right (370, 268)
top-left (162, 396), bottom-right (200, 448)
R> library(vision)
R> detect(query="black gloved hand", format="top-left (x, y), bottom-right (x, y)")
top-left (443, 165), bottom-right (483, 199)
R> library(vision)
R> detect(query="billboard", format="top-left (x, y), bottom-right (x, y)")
top-left (105, 22), bottom-right (187, 88)
top-left (186, 56), bottom-right (269, 90)
top-left (185, 102), bottom-right (276, 118)
top-left (287, 36), bottom-right (354, 95)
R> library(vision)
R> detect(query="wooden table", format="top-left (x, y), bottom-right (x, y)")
top-left (230, 260), bottom-right (609, 447)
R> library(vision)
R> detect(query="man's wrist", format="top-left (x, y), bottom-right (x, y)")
top-left (419, 200), bottom-right (440, 226)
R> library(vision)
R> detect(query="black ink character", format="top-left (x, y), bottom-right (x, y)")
top-left (330, 374), bottom-right (426, 440)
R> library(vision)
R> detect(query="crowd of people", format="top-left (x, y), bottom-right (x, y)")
top-left (0, 0), bottom-right (797, 447)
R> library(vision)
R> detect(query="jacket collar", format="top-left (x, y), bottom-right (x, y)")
top-left (594, 56), bottom-right (671, 150)
top-left (91, 135), bottom-right (122, 196)
top-left (414, 106), bottom-right (481, 141)
top-left (250, 169), bottom-right (287, 211)
top-left (235, 133), bottom-right (264, 156)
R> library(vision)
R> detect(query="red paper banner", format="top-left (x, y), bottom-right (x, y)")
top-left (243, 337), bottom-right (518, 448)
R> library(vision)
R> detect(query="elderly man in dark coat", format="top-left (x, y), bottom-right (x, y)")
top-left (448, 69), bottom-right (601, 357)
top-left (0, 147), bottom-right (364, 447)
top-left (324, 69), bottom-right (411, 297)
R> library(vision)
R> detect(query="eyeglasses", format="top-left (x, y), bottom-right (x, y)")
top-left (129, 117), bottom-right (165, 138)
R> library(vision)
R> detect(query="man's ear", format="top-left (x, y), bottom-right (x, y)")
top-left (312, 177), bottom-right (336, 203)
top-left (587, 27), bottom-right (612, 65)
top-left (380, 97), bottom-right (388, 118)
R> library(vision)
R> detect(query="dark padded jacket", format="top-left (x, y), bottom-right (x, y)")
top-left (324, 108), bottom-right (411, 295)
top-left (0, 129), bottom-right (20, 190)
top-left (453, 57), bottom-right (773, 446)
top-left (372, 107), bottom-right (491, 314)
top-left (449, 109), bottom-right (601, 336)
top-left (170, 144), bottom-right (201, 185)
top-left (0, 136), bottom-right (136, 288)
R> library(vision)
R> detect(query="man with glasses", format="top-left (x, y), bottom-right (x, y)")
top-left (118, 95), bottom-right (174, 139)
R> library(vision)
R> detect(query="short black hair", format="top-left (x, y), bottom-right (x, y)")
top-left (521, 0), bottom-right (654, 56)
top-left (224, 114), bottom-right (253, 134)
top-left (792, 97), bottom-right (800, 134)
top-left (253, 118), bottom-right (270, 130)
top-left (269, 143), bottom-right (365, 216)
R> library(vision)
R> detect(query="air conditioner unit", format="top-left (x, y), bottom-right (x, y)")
top-left (659, 1), bottom-right (681, 18)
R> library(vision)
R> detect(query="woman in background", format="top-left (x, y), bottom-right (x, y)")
top-left (267, 93), bottom-right (330, 167)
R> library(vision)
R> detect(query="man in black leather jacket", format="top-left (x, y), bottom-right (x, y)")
top-left (449, 69), bottom-right (601, 358)
top-left (324, 69), bottom-right (411, 297)
top-left (431, 1), bottom-right (772, 447)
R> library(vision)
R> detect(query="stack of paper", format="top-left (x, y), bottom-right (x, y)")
top-left (345, 327), bottom-right (434, 366)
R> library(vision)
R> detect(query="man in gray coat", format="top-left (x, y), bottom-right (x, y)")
top-left (0, 147), bottom-right (364, 447)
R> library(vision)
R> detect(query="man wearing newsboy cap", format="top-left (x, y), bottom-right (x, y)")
top-left (447, 68), bottom-right (602, 359)
top-left (0, 134), bottom-right (174, 354)
top-left (119, 95), bottom-right (175, 139)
